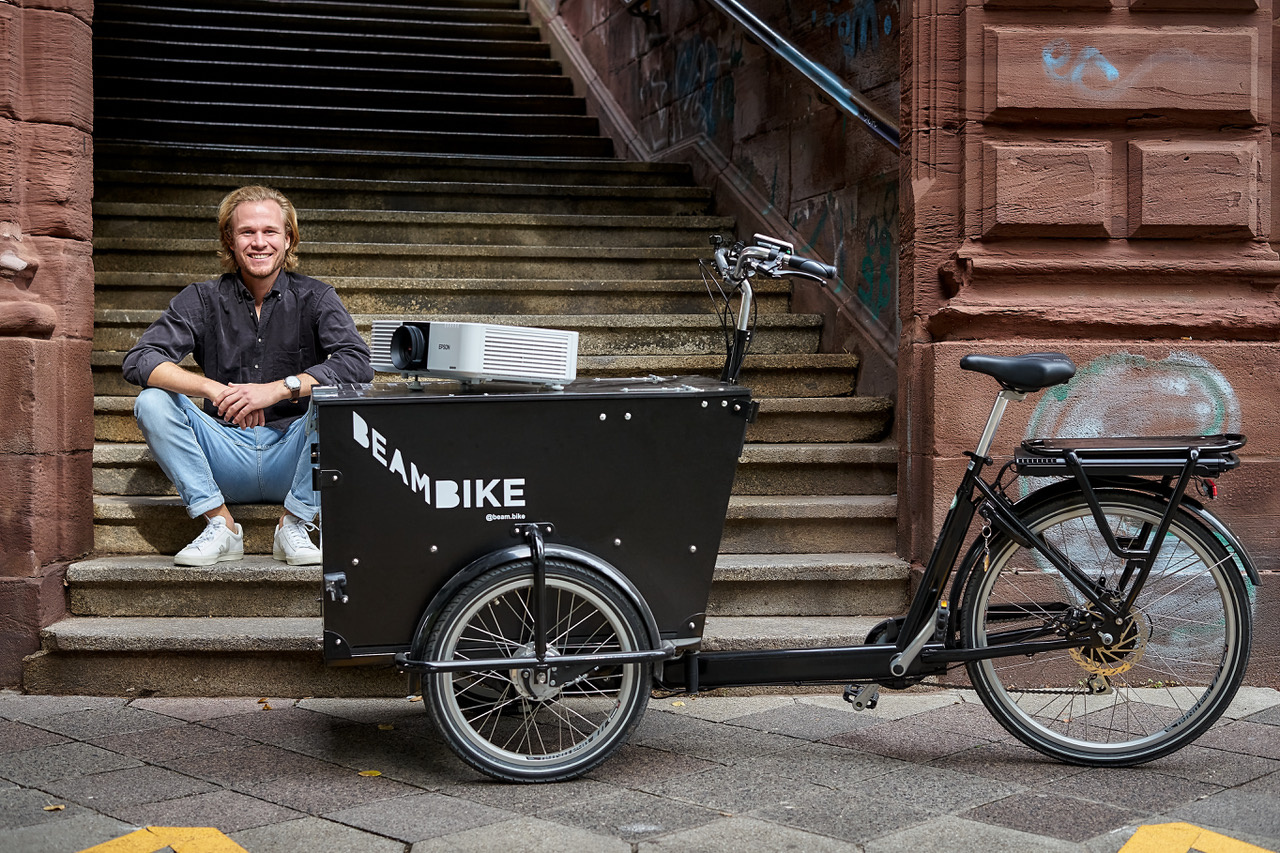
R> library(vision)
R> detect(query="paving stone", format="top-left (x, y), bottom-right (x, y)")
top-left (748, 786), bottom-right (937, 845)
top-left (724, 701), bottom-right (880, 740)
top-left (40, 764), bottom-right (218, 811)
top-left (636, 761), bottom-right (832, 814)
top-left (1223, 687), bottom-right (1280, 719)
top-left (826, 718), bottom-right (990, 762)
top-left (1172, 789), bottom-right (1280, 841)
top-left (584, 744), bottom-right (720, 786)
top-left (929, 741), bottom-right (1089, 786)
top-left (130, 696), bottom-right (273, 722)
top-left (1145, 744), bottom-right (1280, 787)
top-left (0, 695), bottom-right (126, 723)
top-left (648, 694), bottom-right (794, 723)
top-left (1239, 769), bottom-right (1280, 797)
top-left (629, 711), bottom-right (801, 765)
top-left (961, 792), bottom-right (1142, 843)
top-left (1037, 766), bottom-right (1222, 813)
top-left (732, 740), bottom-right (909, 791)
top-left (159, 742), bottom-right (338, 788)
top-left (233, 816), bottom-right (409, 853)
top-left (0, 720), bottom-right (71, 754)
top-left (800, 689), bottom-right (963, 722)
top-left (205, 706), bottom-right (351, 745)
top-left (862, 815), bottom-right (1081, 853)
top-left (0, 786), bottom-right (94, 830)
top-left (4, 813), bottom-right (135, 853)
top-left (89, 722), bottom-right (256, 761)
top-left (282, 727), bottom-right (473, 789)
top-left (411, 815), bottom-right (631, 852)
top-left (325, 791), bottom-right (512, 843)
top-left (27, 706), bottom-right (190, 740)
top-left (298, 696), bottom-right (428, 726)
top-left (862, 763), bottom-right (1023, 812)
top-left (452, 774), bottom-right (616, 814)
top-left (0, 742), bottom-right (141, 787)
top-left (1194, 720), bottom-right (1280, 760)
top-left (111, 787), bottom-right (306, 833)
top-left (1244, 704), bottom-right (1280, 726)
top-left (642, 814), bottom-right (862, 852)
top-left (240, 764), bottom-right (420, 814)
top-left (904, 702), bottom-right (1014, 741)
top-left (542, 788), bottom-right (722, 843)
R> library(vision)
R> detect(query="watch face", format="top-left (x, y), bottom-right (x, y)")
top-left (285, 375), bottom-right (300, 390)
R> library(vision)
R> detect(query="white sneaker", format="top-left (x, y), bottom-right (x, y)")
top-left (274, 514), bottom-right (322, 566)
top-left (175, 517), bottom-right (244, 567)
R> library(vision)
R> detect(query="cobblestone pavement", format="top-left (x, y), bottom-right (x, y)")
top-left (2, 687), bottom-right (1278, 852)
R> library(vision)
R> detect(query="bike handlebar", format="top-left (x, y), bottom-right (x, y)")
top-left (787, 254), bottom-right (837, 279)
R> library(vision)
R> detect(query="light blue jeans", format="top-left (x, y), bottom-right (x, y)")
top-left (134, 388), bottom-right (319, 521)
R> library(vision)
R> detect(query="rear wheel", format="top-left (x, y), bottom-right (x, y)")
top-left (961, 490), bottom-right (1251, 765)
top-left (424, 559), bottom-right (652, 782)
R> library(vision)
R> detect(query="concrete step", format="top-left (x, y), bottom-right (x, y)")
top-left (93, 206), bottom-right (734, 247)
top-left (92, 440), bottom-right (897, 498)
top-left (93, 170), bottom-right (712, 214)
top-left (91, 352), bottom-right (864, 399)
top-left (100, 0), bottom-right (526, 20)
top-left (94, 392), bottom-right (885, 444)
top-left (95, 274), bottom-right (787, 316)
top-left (21, 613), bottom-right (896, 696)
top-left (94, 240), bottom-right (731, 279)
top-left (64, 552), bottom-right (908, 620)
top-left (93, 143), bottom-right (696, 186)
top-left (92, 494), bottom-right (897, 556)
top-left (93, 311), bottom-right (824, 358)
top-left (99, 2), bottom-right (537, 32)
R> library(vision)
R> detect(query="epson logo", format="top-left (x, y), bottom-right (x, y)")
top-left (437, 343), bottom-right (450, 350)
top-left (351, 411), bottom-right (525, 510)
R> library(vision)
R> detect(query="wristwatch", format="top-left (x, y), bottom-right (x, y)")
top-left (283, 374), bottom-right (302, 403)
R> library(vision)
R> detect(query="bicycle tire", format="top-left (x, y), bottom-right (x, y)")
top-left (424, 559), bottom-right (651, 782)
top-left (960, 488), bottom-right (1251, 766)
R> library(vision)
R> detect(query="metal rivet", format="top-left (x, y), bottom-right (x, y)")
top-left (689, 545), bottom-right (697, 553)
top-left (351, 558), bottom-right (359, 566)
top-left (721, 400), bottom-right (728, 407)
top-left (614, 539), bottom-right (622, 547)
top-left (600, 413), bottom-right (607, 421)
top-left (688, 621), bottom-right (697, 630)
top-left (701, 401), bottom-right (708, 408)
top-left (430, 545), bottom-right (438, 553)
top-left (625, 413), bottom-right (631, 420)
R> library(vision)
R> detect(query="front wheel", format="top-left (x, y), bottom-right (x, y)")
top-left (961, 489), bottom-right (1251, 766)
top-left (424, 559), bottom-right (652, 782)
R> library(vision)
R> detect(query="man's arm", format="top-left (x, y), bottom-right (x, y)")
top-left (302, 287), bottom-right (374, 387)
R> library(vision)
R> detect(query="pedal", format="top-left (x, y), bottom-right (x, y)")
top-left (842, 684), bottom-right (879, 711)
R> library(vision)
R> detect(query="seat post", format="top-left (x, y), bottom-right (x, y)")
top-left (975, 389), bottom-right (1027, 459)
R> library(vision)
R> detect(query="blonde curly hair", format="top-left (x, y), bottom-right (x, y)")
top-left (216, 185), bottom-right (301, 273)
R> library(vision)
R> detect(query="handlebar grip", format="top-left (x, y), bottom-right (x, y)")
top-left (787, 255), bottom-right (837, 279)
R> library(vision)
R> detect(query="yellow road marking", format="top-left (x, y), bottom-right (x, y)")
top-left (78, 826), bottom-right (248, 853)
top-left (1119, 822), bottom-right (1275, 853)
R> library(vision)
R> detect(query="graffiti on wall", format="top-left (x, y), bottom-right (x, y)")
top-left (809, 0), bottom-right (899, 62)
top-left (1042, 39), bottom-right (1207, 99)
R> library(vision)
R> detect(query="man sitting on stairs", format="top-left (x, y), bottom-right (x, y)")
top-left (122, 185), bottom-right (374, 567)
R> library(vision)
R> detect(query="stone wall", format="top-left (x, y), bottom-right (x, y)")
top-left (0, 0), bottom-right (95, 686)
top-left (528, 0), bottom-right (902, 396)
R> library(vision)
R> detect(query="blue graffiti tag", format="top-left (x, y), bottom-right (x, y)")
top-left (1043, 39), bottom-right (1120, 91)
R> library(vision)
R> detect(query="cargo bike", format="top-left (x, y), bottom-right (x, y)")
top-left (314, 236), bottom-right (1257, 783)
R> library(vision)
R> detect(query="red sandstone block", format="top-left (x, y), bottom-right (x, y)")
top-left (1129, 140), bottom-right (1260, 238)
top-left (17, 123), bottom-right (92, 241)
top-left (986, 0), bottom-right (1111, 6)
top-left (0, 117), bottom-right (16, 223)
top-left (24, 235), bottom-right (94, 340)
top-left (0, 451), bottom-right (92, 576)
top-left (981, 141), bottom-right (1112, 237)
top-left (18, 8), bottom-right (92, 131)
top-left (1129, 0), bottom-right (1257, 9)
top-left (17, 0), bottom-right (93, 25)
top-left (0, 337), bottom-right (93, 455)
top-left (0, 6), bottom-right (18, 121)
top-left (985, 27), bottom-right (1257, 119)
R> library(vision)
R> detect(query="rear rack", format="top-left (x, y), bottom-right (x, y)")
top-left (1015, 434), bottom-right (1245, 478)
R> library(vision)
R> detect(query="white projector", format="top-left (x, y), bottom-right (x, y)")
top-left (371, 320), bottom-right (578, 389)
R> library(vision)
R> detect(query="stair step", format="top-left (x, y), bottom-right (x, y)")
top-left (93, 206), bottom-right (733, 247)
top-left (91, 352), bottom-right (864, 399)
top-left (93, 170), bottom-right (712, 213)
top-left (99, 0), bottom-right (525, 18)
top-left (700, 616), bottom-right (888, 651)
top-left (95, 274), bottom-right (785, 316)
top-left (92, 440), bottom-right (897, 498)
top-left (99, 2), bottom-right (535, 30)
top-left (92, 143), bottom-right (695, 186)
top-left (91, 494), bottom-right (897, 556)
top-left (22, 617), bottom-right (406, 697)
top-left (92, 311), bottom-right (824, 357)
top-left (709, 553), bottom-right (909, 617)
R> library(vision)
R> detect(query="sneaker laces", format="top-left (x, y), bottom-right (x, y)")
top-left (282, 517), bottom-right (319, 550)
top-left (190, 519), bottom-right (228, 547)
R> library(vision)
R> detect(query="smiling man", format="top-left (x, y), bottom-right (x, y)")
top-left (122, 186), bottom-right (373, 567)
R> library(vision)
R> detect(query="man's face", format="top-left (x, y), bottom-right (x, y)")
top-left (230, 200), bottom-right (290, 287)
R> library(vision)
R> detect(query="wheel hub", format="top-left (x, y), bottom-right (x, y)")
top-left (1070, 605), bottom-right (1149, 676)
top-left (510, 644), bottom-right (561, 701)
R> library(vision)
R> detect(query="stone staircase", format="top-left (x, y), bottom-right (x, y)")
top-left (23, 0), bottom-right (904, 695)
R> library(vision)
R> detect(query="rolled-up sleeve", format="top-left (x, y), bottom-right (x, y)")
top-left (304, 288), bottom-right (373, 386)
top-left (122, 285), bottom-right (202, 388)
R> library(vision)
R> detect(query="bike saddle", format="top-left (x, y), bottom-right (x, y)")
top-left (960, 353), bottom-right (1076, 393)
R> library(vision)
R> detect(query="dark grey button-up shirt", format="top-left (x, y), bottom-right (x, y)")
top-left (123, 271), bottom-right (373, 430)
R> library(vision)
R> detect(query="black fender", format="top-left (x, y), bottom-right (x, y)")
top-left (947, 476), bottom-right (1260, 636)
top-left (408, 543), bottom-right (664, 660)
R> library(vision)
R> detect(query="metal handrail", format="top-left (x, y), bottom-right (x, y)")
top-left (704, 0), bottom-right (900, 150)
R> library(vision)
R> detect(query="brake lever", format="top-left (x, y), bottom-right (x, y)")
top-left (776, 270), bottom-right (829, 285)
